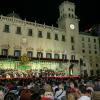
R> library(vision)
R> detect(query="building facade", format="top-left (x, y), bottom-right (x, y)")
top-left (0, 1), bottom-right (100, 76)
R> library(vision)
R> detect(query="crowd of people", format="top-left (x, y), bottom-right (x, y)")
top-left (0, 69), bottom-right (68, 79)
top-left (0, 75), bottom-right (100, 100)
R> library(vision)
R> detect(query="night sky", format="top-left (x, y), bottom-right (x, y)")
top-left (0, 0), bottom-right (99, 31)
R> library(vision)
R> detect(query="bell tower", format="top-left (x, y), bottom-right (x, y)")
top-left (58, 1), bottom-right (81, 76)
top-left (58, 0), bottom-right (79, 35)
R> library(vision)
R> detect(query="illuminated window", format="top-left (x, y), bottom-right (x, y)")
top-left (62, 54), bottom-right (67, 60)
top-left (54, 54), bottom-right (59, 59)
top-left (27, 51), bottom-right (33, 58)
top-left (71, 55), bottom-right (75, 60)
top-left (14, 50), bottom-right (21, 57)
top-left (2, 49), bottom-right (8, 56)
top-left (37, 52), bottom-right (43, 58)
top-left (46, 53), bottom-right (52, 58)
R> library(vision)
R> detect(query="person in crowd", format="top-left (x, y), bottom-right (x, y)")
top-left (0, 86), bottom-right (4, 100)
top-left (67, 93), bottom-right (75, 100)
top-left (78, 85), bottom-right (92, 100)
top-left (43, 82), bottom-right (54, 100)
top-left (67, 81), bottom-right (80, 100)
top-left (54, 83), bottom-right (66, 100)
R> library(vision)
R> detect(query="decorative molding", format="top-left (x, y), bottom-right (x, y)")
top-left (26, 47), bottom-right (34, 50)
top-left (0, 44), bottom-right (10, 49)
top-left (45, 49), bottom-right (52, 52)
top-left (14, 45), bottom-right (22, 50)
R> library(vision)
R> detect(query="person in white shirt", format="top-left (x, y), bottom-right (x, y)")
top-left (54, 84), bottom-right (66, 100)
top-left (78, 85), bottom-right (91, 100)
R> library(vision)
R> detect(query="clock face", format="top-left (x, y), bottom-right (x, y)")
top-left (70, 24), bottom-right (75, 29)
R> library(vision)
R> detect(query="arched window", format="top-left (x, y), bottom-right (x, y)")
top-left (72, 14), bottom-right (74, 18)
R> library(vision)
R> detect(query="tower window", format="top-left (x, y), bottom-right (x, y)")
top-left (82, 37), bottom-right (84, 41)
top-left (94, 39), bottom-right (96, 43)
top-left (96, 64), bottom-right (98, 67)
top-left (4, 25), bottom-right (10, 33)
top-left (38, 31), bottom-right (42, 38)
top-left (16, 27), bottom-right (21, 34)
top-left (82, 43), bottom-right (85, 48)
top-left (69, 13), bottom-right (71, 17)
top-left (94, 45), bottom-right (97, 49)
top-left (28, 29), bottom-right (32, 36)
top-left (82, 49), bottom-right (85, 53)
top-left (68, 8), bottom-right (70, 11)
top-left (72, 14), bottom-right (74, 18)
top-left (89, 50), bottom-right (91, 54)
top-left (88, 38), bottom-right (90, 42)
top-left (71, 36), bottom-right (74, 43)
top-left (88, 44), bottom-right (91, 48)
top-left (62, 35), bottom-right (65, 41)
top-left (95, 51), bottom-right (97, 54)
top-left (72, 45), bottom-right (75, 50)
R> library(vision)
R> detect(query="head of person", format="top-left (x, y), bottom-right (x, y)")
top-left (79, 85), bottom-right (91, 97)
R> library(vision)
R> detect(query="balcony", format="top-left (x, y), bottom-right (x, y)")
top-left (0, 55), bottom-right (69, 62)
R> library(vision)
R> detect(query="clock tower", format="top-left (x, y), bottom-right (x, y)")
top-left (58, 1), bottom-right (80, 75)
top-left (58, 1), bottom-right (79, 34)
